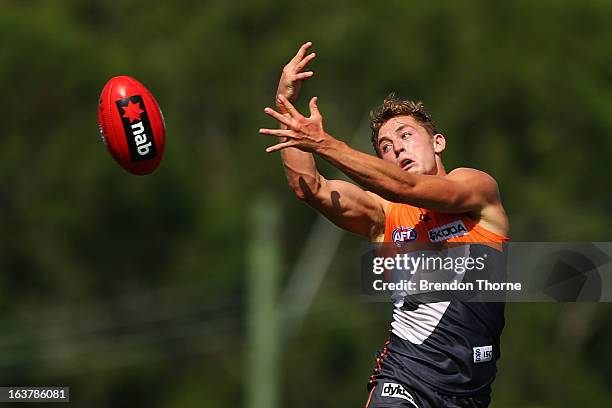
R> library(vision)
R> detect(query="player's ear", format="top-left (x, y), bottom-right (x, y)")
top-left (433, 133), bottom-right (446, 154)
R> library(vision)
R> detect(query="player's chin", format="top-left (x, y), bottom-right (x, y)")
top-left (402, 165), bottom-right (421, 174)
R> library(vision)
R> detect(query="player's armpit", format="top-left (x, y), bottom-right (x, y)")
top-left (297, 176), bottom-right (387, 240)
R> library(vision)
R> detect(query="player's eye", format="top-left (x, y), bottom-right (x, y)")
top-left (402, 132), bottom-right (412, 139)
top-left (382, 144), bottom-right (392, 153)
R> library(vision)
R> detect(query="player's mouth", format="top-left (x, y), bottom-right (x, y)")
top-left (400, 158), bottom-right (415, 171)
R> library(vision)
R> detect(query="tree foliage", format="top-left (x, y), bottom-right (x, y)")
top-left (1, 0), bottom-right (611, 406)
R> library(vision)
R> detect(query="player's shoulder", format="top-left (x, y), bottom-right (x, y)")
top-left (448, 167), bottom-right (496, 180)
top-left (448, 167), bottom-right (499, 187)
top-left (448, 167), bottom-right (501, 203)
top-left (364, 190), bottom-right (391, 213)
top-left (448, 168), bottom-right (508, 236)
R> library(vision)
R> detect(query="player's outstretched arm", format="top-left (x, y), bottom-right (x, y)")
top-left (260, 96), bottom-right (502, 216)
top-left (297, 175), bottom-right (387, 239)
top-left (274, 42), bottom-right (319, 197)
top-left (269, 44), bottom-right (386, 239)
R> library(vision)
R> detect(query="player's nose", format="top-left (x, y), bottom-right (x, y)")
top-left (393, 143), bottom-right (405, 157)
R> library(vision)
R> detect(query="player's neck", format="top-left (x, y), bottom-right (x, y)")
top-left (434, 156), bottom-right (447, 176)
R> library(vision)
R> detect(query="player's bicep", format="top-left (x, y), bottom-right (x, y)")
top-left (304, 178), bottom-right (386, 238)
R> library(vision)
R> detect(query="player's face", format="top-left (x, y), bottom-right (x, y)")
top-left (376, 116), bottom-right (440, 175)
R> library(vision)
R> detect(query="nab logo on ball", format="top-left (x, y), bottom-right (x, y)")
top-left (392, 226), bottom-right (417, 246)
top-left (116, 95), bottom-right (157, 161)
top-left (97, 75), bottom-right (166, 175)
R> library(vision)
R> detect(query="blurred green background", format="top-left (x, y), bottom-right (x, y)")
top-left (1, 0), bottom-right (612, 407)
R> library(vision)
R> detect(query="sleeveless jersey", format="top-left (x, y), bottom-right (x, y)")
top-left (381, 202), bottom-right (509, 396)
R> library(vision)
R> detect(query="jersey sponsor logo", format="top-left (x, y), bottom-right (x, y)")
top-left (473, 345), bottom-right (493, 363)
top-left (392, 226), bottom-right (417, 246)
top-left (381, 383), bottom-right (419, 406)
top-left (428, 220), bottom-right (468, 242)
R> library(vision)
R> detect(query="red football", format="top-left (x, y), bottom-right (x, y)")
top-left (97, 76), bottom-right (166, 175)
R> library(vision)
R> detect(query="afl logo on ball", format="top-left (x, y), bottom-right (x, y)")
top-left (116, 95), bottom-right (158, 161)
top-left (392, 227), bottom-right (417, 246)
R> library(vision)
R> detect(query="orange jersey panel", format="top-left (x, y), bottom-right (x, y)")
top-left (383, 202), bottom-right (508, 245)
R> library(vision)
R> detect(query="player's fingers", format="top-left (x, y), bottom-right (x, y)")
top-left (294, 71), bottom-right (314, 81)
top-left (289, 41), bottom-right (313, 65)
top-left (309, 96), bottom-right (320, 118)
top-left (258, 128), bottom-right (294, 138)
top-left (266, 140), bottom-right (296, 153)
top-left (264, 107), bottom-right (294, 127)
top-left (295, 52), bottom-right (316, 71)
top-left (276, 95), bottom-right (302, 119)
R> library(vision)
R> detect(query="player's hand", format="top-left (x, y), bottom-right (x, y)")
top-left (276, 42), bottom-right (316, 112)
top-left (260, 94), bottom-right (334, 153)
